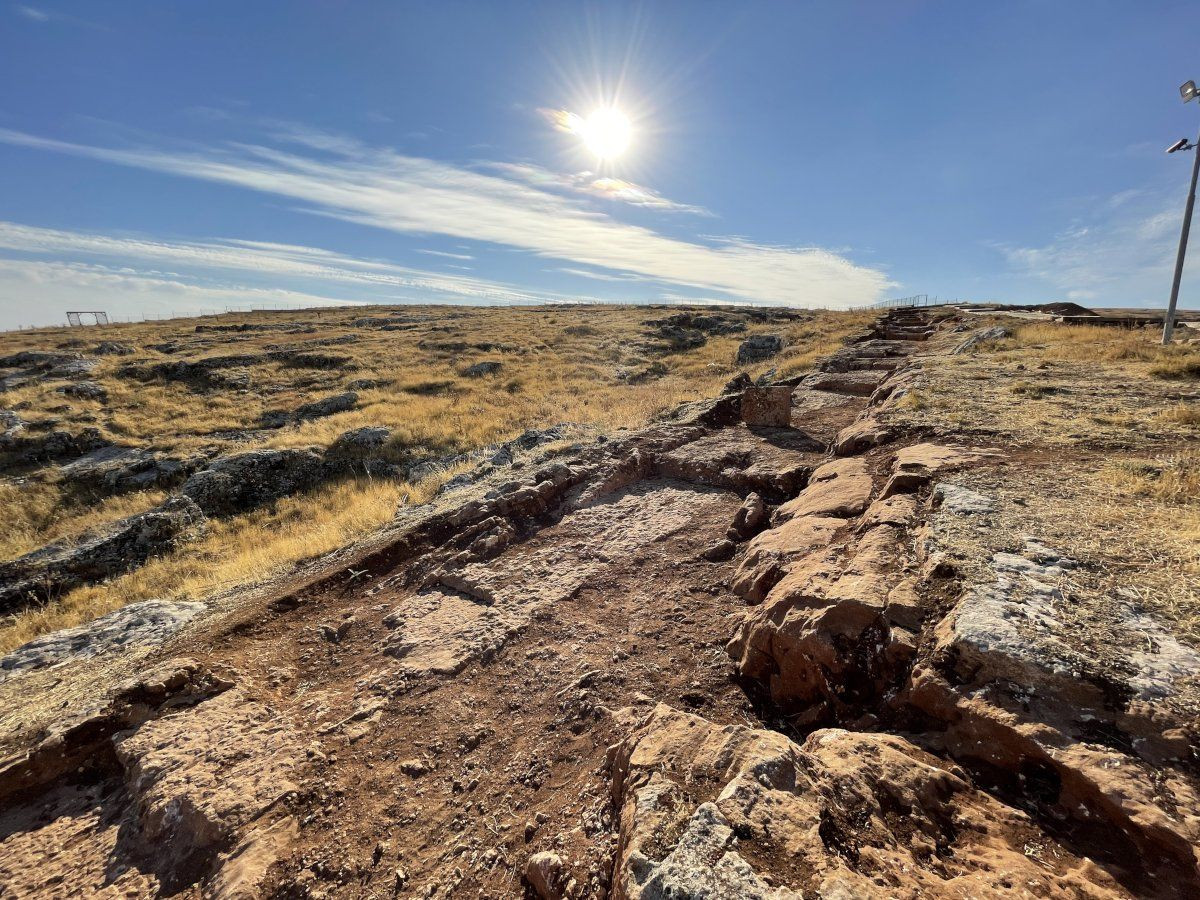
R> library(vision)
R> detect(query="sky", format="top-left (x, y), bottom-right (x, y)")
top-left (0, 1), bottom-right (1198, 329)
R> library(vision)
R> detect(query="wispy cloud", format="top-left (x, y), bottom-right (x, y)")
top-left (13, 4), bottom-right (108, 30)
top-left (0, 126), bottom-right (893, 307)
top-left (0, 258), bottom-right (361, 329)
top-left (0, 220), bottom-right (598, 321)
top-left (555, 266), bottom-right (645, 282)
top-left (415, 248), bottom-right (474, 260)
top-left (486, 161), bottom-right (712, 215)
top-left (997, 190), bottom-right (1197, 306)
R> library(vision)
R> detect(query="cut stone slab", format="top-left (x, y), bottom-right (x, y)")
top-left (739, 385), bottom-right (792, 427)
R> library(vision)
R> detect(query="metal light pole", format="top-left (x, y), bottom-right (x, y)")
top-left (1164, 80), bottom-right (1200, 344)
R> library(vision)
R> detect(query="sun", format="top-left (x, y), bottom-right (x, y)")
top-left (574, 107), bottom-right (632, 160)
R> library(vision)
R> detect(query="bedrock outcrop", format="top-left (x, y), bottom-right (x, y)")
top-left (609, 703), bottom-right (1129, 899)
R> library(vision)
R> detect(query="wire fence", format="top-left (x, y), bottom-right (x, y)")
top-left (0, 303), bottom-right (362, 334)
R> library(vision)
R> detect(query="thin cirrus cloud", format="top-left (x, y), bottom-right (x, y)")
top-left (997, 189), bottom-right (1194, 304)
top-left (414, 248), bottom-right (475, 260)
top-left (13, 4), bottom-right (108, 30)
top-left (0, 219), bottom-right (588, 307)
top-left (483, 161), bottom-right (713, 216)
top-left (0, 126), bottom-right (894, 308)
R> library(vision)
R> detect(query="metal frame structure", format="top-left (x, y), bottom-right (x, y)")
top-left (66, 311), bottom-right (110, 327)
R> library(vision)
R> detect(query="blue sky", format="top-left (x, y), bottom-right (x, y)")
top-left (0, 1), bottom-right (1197, 328)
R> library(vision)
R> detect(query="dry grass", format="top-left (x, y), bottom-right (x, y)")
top-left (0, 304), bottom-right (867, 652)
top-left (1001, 322), bottom-right (1200, 376)
top-left (0, 482), bottom-right (168, 560)
top-left (1157, 403), bottom-right (1200, 426)
top-left (1109, 451), bottom-right (1200, 504)
top-left (891, 318), bottom-right (1200, 450)
top-left (0, 474), bottom-right (437, 652)
top-left (892, 317), bottom-right (1200, 644)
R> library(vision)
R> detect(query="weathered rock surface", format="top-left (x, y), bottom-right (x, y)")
top-left (8, 425), bottom-right (111, 463)
top-left (182, 449), bottom-right (325, 516)
top-left (802, 369), bottom-right (886, 396)
top-left (833, 415), bottom-right (895, 455)
top-left (462, 360), bottom-right (502, 377)
top-left (261, 391), bottom-right (358, 428)
top-left (610, 704), bottom-right (1125, 899)
top-left (905, 487), bottom-right (1200, 884)
top-left (772, 456), bottom-right (874, 522)
top-left (113, 688), bottom-right (301, 886)
top-left (739, 384), bottom-right (792, 426)
top-left (731, 514), bottom-right (842, 602)
top-left (92, 340), bottom-right (135, 355)
top-left (735, 334), bottom-right (784, 365)
top-left (658, 425), bottom-right (822, 500)
top-left (384, 483), bottom-right (738, 678)
top-left (56, 445), bottom-right (202, 493)
top-left (58, 379), bottom-right (108, 401)
top-left (0, 497), bottom-right (206, 612)
top-left (0, 598), bottom-right (206, 682)
top-left (952, 325), bottom-right (1010, 353)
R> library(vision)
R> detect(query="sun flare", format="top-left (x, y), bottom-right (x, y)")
top-left (571, 107), bottom-right (632, 160)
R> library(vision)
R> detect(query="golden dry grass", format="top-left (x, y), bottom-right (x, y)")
top-left (1002, 321), bottom-right (1200, 375)
top-left (0, 304), bottom-right (868, 652)
top-left (892, 316), bottom-right (1200, 644)
top-left (0, 475), bottom-right (417, 651)
top-left (0, 482), bottom-right (168, 560)
top-left (891, 317), bottom-right (1200, 450)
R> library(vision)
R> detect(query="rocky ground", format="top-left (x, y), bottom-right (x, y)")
top-left (0, 307), bottom-right (1198, 898)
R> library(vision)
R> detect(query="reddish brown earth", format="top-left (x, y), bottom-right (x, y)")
top-left (1, 309), bottom-right (1197, 899)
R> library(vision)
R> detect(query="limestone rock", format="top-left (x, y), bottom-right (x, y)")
top-left (658, 426), bottom-right (822, 500)
top-left (526, 851), bottom-right (570, 899)
top-left (728, 523), bottom-right (903, 715)
top-left (802, 369), bottom-right (886, 396)
top-left (462, 360), bottom-right (502, 377)
top-left (882, 442), bottom-right (994, 496)
top-left (13, 426), bottom-right (111, 463)
top-left (610, 704), bottom-right (1123, 899)
top-left (261, 391), bottom-right (357, 428)
top-left (113, 688), bottom-right (300, 883)
top-left (833, 417), bottom-right (895, 455)
top-left (726, 491), bottom-right (767, 541)
top-left (92, 341), bottom-right (135, 355)
top-left (0, 598), bottom-right (206, 681)
top-left (0, 497), bottom-right (206, 612)
top-left (58, 380), bottom-right (108, 401)
top-left (731, 514), bottom-right (842, 602)
top-left (772, 457), bottom-right (873, 523)
top-left (739, 385), bottom-right (792, 427)
top-left (735, 334), bottom-right (784, 365)
top-left (57, 446), bottom-right (200, 494)
top-left (952, 325), bottom-right (1009, 354)
top-left (182, 449), bottom-right (325, 516)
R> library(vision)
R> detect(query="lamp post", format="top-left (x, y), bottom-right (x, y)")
top-left (1164, 80), bottom-right (1200, 344)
